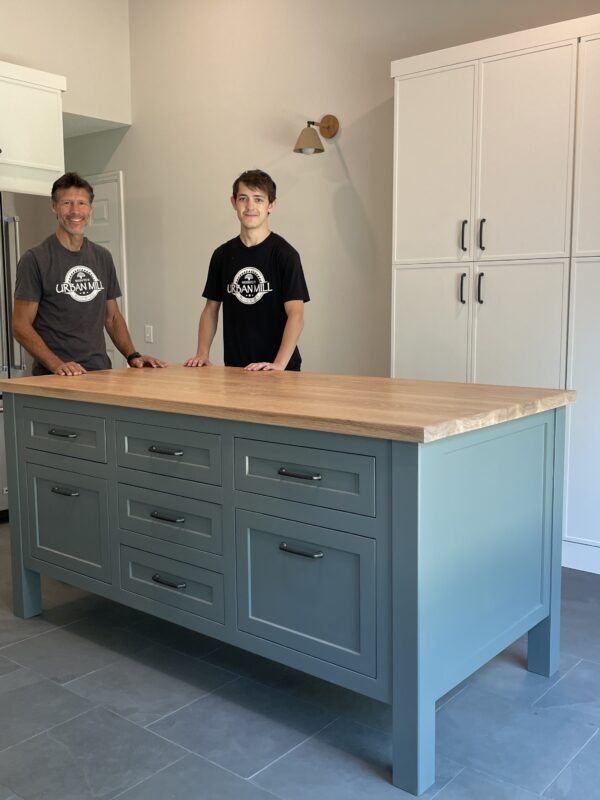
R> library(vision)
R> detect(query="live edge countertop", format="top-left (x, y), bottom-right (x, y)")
top-left (0, 366), bottom-right (575, 444)
top-left (0, 366), bottom-right (575, 442)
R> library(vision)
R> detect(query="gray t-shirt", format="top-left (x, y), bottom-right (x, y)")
top-left (15, 234), bottom-right (121, 375)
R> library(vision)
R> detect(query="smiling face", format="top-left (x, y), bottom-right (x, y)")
top-left (53, 187), bottom-right (93, 238)
top-left (231, 182), bottom-right (275, 234)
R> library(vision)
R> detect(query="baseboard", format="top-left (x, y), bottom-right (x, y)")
top-left (562, 539), bottom-right (600, 574)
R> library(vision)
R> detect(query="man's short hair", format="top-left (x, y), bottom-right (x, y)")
top-left (51, 172), bottom-right (95, 204)
top-left (232, 170), bottom-right (276, 203)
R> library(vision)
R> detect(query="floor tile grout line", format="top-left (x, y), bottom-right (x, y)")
top-left (539, 726), bottom-right (600, 796)
top-left (530, 657), bottom-right (584, 706)
top-left (429, 766), bottom-right (467, 799)
top-left (247, 716), bottom-right (341, 781)
top-left (109, 752), bottom-right (189, 800)
top-left (0, 704), bottom-right (101, 756)
top-left (142, 674), bottom-right (243, 729)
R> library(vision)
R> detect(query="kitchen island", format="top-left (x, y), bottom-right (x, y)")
top-left (0, 367), bottom-right (574, 795)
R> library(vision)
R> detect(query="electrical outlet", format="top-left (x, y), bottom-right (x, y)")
top-left (144, 324), bottom-right (153, 343)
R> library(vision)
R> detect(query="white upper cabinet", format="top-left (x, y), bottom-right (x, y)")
top-left (0, 60), bottom-right (66, 196)
top-left (572, 34), bottom-right (600, 257)
top-left (476, 43), bottom-right (576, 261)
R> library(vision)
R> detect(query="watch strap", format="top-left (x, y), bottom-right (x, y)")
top-left (126, 351), bottom-right (142, 366)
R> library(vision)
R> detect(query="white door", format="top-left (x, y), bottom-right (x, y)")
top-left (472, 260), bottom-right (568, 388)
top-left (393, 63), bottom-right (476, 264)
top-left (572, 34), bottom-right (600, 257)
top-left (85, 171), bottom-right (128, 368)
top-left (475, 42), bottom-right (576, 261)
top-left (392, 264), bottom-right (470, 381)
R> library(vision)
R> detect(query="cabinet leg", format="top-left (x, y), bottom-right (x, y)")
top-left (10, 532), bottom-right (41, 619)
top-left (392, 691), bottom-right (436, 795)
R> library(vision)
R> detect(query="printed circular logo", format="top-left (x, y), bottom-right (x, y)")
top-left (227, 267), bottom-right (272, 305)
top-left (56, 266), bottom-right (105, 303)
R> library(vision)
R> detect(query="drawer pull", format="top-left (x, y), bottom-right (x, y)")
top-left (150, 510), bottom-right (186, 524)
top-left (152, 573), bottom-right (187, 590)
top-left (148, 445), bottom-right (184, 457)
top-left (48, 428), bottom-right (78, 439)
top-left (51, 486), bottom-right (80, 498)
top-left (279, 542), bottom-right (324, 559)
top-left (277, 467), bottom-right (322, 482)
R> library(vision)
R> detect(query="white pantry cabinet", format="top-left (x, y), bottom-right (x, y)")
top-left (393, 41), bottom-right (576, 265)
top-left (0, 60), bottom-right (66, 195)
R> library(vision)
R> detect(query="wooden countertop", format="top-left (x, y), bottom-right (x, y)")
top-left (0, 366), bottom-right (575, 443)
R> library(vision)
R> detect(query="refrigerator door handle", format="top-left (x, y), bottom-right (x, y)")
top-left (0, 215), bottom-right (9, 374)
top-left (7, 215), bottom-right (26, 372)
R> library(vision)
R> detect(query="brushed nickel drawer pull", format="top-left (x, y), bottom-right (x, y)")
top-left (150, 510), bottom-right (185, 524)
top-left (278, 467), bottom-right (322, 481)
top-left (151, 573), bottom-right (187, 590)
top-left (51, 486), bottom-right (80, 497)
top-left (48, 428), bottom-right (78, 439)
top-left (148, 445), bottom-right (184, 456)
top-left (279, 542), bottom-right (324, 559)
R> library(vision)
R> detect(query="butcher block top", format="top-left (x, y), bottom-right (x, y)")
top-left (0, 366), bottom-right (575, 443)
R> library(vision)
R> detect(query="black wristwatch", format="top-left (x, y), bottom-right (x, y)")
top-left (126, 351), bottom-right (142, 366)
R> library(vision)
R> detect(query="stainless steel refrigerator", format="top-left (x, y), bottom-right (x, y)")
top-left (0, 191), bottom-right (56, 512)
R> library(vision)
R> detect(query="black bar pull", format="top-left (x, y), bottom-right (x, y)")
top-left (460, 272), bottom-right (467, 304)
top-left (279, 542), bottom-right (324, 559)
top-left (278, 467), bottom-right (322, 481)
top-left (150, 510), bottom-right (185, 524)
top-left (477, 272), bottom-right (485, 304)
top-left (478, 218), bottom-right (486, 251)
top-left (51, 486), bottom-right (80, 497)
top-left (48, 428), bottom-right (78, 439)
top-left (460, 219), bottom-right (468, 252)
top-left (152, 573), bottom-right (187, 590)
top-left (148, 445), bottom-right (184, 457)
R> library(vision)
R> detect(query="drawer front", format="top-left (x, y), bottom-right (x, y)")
top-left (117, 421), bottom-right (221, 484)
top-left (120, 545), bottom-right (224, 623)
top-left (118, 483), bottom-right (222, 555)
top-left (26, 463), bottom-right (110, 582)
top-left (236, 511), bottom-right (376, 675)
top-left (234, 439), bottom-right (376, 516)
top-left (23, 407), bottom-right (107, 463)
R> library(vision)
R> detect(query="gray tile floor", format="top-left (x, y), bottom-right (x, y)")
top-left (1, 522), bottom-right (599, 799)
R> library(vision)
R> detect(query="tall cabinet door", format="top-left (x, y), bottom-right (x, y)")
top-left (475, 42), bottom-right (576, 261)
top-left (393, 64), bottom-right (476, 264)
top-left (392, 264), bottom-right (470, 381)
top-left (472, 260), bottom-right (568, 388)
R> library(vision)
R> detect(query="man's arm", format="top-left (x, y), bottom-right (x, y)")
top-left (104, 299), bottom-right (167, 368)
top-left (245, 299), bottom-right (305, 371)
top-left (184, 299), bottom-right (221, 367)
top-left (12, 299), bottom-right (87, 376)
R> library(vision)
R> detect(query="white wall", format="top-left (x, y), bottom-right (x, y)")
top-left (61, 0), bottom-right (600, 375)
top-left (0, 0), bottom-right (131, 126)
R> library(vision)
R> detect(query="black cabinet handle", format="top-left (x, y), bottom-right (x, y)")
top-left (278, 467), bottom-right (322, 481)
top-left (279, 542), bottom-right (324, 559)
top-left (152, 573), bottom-right (186, 590)
top-left (460, 272), bottom-right (467, 304)
top-left (478, 218), bottom-right (486, 251)
top-left (150, 510), bottom-right (185, 524)
top-left (477, 272), bottom-right (485, 304)
top-left (148, 445), bottom-right (184, 457)
top-left (51, 486), bottom-right (80, 497)
top-left (460, 219), bottom-right (468, 252)
top-left (48, 428), bottom-right (78, 439)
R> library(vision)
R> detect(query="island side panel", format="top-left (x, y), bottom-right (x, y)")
top-left (3, 393), bottom-right (42, 618)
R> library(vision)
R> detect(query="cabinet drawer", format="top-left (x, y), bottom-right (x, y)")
top-left (234, 439), bottom-right (376, 516)
top-left (26, 463), bottom-right (110, 582)
top-left (118, 483), bottom-right (222, 555)
top-left (236, 511), bottom-right (376, 676)
top-left (117, 421), bottom-right (221, 484)
top-left (23, 407), bottom-right (107, 463)
top-left (120, 545), bottom-right (224, 623)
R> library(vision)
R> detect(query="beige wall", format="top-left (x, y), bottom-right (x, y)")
top-left (0, 0), bottom-right (131, 125)
top-left (63, 0), bottom-right (600, 375)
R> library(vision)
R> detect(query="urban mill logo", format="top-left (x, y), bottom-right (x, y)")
top-left (56, 266), bottom-right (105, 303)
top-left (227, 267), bottom-right (272, 305)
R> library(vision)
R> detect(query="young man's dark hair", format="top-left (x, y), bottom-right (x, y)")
top-left (51, 172), bottom-right (95, 205)
top-left (232, 170), bottom-right (276, 203)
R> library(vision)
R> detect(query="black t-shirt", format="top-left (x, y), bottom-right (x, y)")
top-left (14, 235), bottom-right (121, 375)
top-left (203, 232), bottom-right (309, 369)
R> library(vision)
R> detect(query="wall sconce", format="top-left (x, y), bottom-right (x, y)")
top-left (293, 114), bottom-right (340, 154)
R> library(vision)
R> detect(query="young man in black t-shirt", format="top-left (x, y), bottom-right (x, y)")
top-left (185, 170), bottom-right (309, 371)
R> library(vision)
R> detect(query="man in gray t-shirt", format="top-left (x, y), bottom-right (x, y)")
top-left (13, 172), bottom-right (166, 377)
